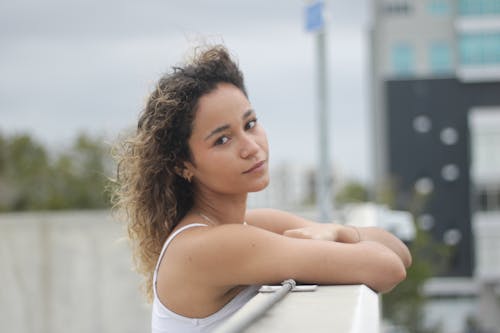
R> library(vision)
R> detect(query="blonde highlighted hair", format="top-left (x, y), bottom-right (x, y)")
top-left (111, 45), bottom-right (247, 301)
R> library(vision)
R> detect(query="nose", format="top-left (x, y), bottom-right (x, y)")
top-left (239, 133), bottom-right (260, 159)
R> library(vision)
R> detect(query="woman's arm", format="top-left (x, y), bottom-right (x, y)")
top-left (246, 208), bottom-right (412, 268)
top-left (175, 224), bottom-right (407, 294)
top-left (245, 208), bottom-right (316, 233)
top-left (355, 226), bottom-right (412, 268)
top-left (284, 224), bottom-right (412, 268)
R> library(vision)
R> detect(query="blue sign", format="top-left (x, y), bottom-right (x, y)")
top-left (305, 1), bottom-right (324, 32)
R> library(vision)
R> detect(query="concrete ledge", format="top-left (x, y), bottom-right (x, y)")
top-left (237, 285), bottom-right (380, 333)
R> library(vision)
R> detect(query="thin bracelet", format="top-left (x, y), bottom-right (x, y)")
top-left (349, 225), bottom-right (361, 243)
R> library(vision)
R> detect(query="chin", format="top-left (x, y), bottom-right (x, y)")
top-left (249, 176), bottom-right (270, 193)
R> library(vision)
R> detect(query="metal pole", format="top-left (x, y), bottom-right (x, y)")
top-left (214, 279), bottom-right (296, 333)
top-left (316, 28), bottom-right (333, 222)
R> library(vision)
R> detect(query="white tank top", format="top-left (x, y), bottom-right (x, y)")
top-left (151, 223), bottom-right (259, 333)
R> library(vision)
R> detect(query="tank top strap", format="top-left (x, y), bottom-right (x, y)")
top-left (153, 223), bottom-right (208, 298)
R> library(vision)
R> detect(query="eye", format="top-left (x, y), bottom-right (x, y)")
top-left (214, 136), bottom-right (230, 146)
top-left (245, 118), bottom-right (257, 130)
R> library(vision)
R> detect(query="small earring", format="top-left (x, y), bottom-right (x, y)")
top-left (184, 172), bottom-right (193, 183)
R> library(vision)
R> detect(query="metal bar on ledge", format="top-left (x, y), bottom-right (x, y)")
top-left (214, 279), bottom-right (297, 333)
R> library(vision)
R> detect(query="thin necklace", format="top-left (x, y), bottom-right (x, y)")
top-left (197, 212), bottom-right (247, 226)
top-left (197, 212), bottom-right (216, 226)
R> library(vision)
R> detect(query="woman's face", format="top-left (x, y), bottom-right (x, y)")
top-left (185, 82), bottom-right (269, 195)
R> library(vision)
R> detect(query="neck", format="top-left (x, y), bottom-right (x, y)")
top-left (192, 189), bottom-right (248, 225)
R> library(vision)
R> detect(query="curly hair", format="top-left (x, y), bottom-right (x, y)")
top-left (112, 45), bottom-right (247, 301)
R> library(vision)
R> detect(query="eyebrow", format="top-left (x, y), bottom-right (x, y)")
top-left (204, 109), bottom-right (255, 141)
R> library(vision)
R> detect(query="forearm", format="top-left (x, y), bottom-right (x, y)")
top-left (353, 226), bottom-right (412, 268)
top-left (291, 240), bottom-right (407, 293)
top-left (246, 208), bottom-right (316, 234)
top-left (248, 209), bottom-right (412, 269)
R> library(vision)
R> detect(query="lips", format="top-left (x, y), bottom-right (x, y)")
top-left (243, 160), bottom-right (266, 174)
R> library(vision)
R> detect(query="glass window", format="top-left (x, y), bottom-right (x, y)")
top-left (415, 177), bottom-right (434, 195)
top-left (413, 115), bottom-right (432, 133)
top-left (430, 42), bottom-right (453, 73)
top-left (441, 164), bottom-right (460, 182)
top-left (484, 33), bottom-right (500, 64)
top-left (440, 127), bottom-right (459, 145)
top-left (459, 34), bottom-right (477, 65)
top-left (459, 0), bottom-right (500, 15)
top-left (382, 1), bottom-right (412, 15)
top-left (484, 0), bottom-right (500, 13)
top-left (417, 214), bottom-right (435, 230)
top-left (459, 33), bottom-right (500, 65)
top-left (459, 0), bottom-right (477, 14)
top-left (392, 43), bottom-right (414, 76)
top-left (428, 0), bottom-right (451, 16)
top-left (443, 228), bottom-right (462, 245)
top-left (475, 187), bottom-right (500, 211)
top-left (478, 189), bottom-right (488, 211)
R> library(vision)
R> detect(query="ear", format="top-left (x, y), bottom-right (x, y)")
top-left (179, 169), bottom-right (193, 183)
top-left (174, 162), bottom-right (195, 182)
top-left (182, 161), bottom-right (195, 182)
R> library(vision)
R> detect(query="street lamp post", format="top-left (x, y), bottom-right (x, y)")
top-left (305, 0), bottom-right (333, 222)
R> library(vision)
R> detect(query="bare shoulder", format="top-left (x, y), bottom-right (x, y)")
top-left (170, 222), bottom-right (283, 263)
top-left (167, 222), bottom-right (299, 285)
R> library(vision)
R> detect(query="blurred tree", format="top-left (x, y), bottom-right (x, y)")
top-left (382, 226), bottom-right (450, 333)
top-left (0, 133), bottom-right (51, 210)
top-left (335, 181), bottom-right (369, 206)
top-left (0, 132), bottom-right (112, 211)
top-left (379, 180), bottom-right (451, 333)
top-left (48, 134), bottom-right (112, 209)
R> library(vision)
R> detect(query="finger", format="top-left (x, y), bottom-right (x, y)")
top-left (283, 229), bottom-right (313, 239)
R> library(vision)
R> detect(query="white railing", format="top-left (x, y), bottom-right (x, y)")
top-left (222, 284), bottom-right (380, 333)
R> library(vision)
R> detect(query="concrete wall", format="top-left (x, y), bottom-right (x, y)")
top-left (0, 210), bottom-right (150, 333)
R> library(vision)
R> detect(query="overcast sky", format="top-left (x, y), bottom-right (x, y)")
top-left (1, 0), bottom-right (373, 183)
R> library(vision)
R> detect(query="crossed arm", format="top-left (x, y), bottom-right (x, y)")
top-left (180, 208), bottom-right (411, 294)
top-left (245, 208), bottom-right (412, 269)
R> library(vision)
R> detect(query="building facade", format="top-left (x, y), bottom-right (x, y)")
top-left (370, 0), bottom-right (500, 277)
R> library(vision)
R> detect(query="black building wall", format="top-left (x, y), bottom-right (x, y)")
top-left (386, 77), bottom-right (500, 276)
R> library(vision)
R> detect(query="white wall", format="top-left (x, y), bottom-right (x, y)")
top-left (0, 210), bottom-right (150, 333)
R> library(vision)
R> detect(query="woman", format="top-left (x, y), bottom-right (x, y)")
top-left (113, 45), bottom-right (411, 333)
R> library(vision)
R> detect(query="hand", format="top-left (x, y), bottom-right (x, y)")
top-left (283, 224), bottom-right (342, 242)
